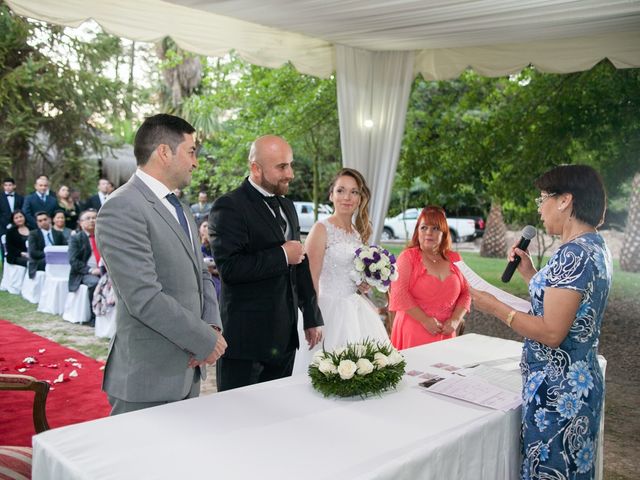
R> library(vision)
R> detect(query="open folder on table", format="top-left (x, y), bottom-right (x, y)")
top-left (455, 260), bottom-right (531, 313)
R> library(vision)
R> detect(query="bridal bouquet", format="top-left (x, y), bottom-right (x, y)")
top-left (351, 245), bottom-right (398, 293)
top-left (308, 340), bottom-right (406, 398)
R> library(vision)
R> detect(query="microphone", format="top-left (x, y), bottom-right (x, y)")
top-left (501, 225), bottom-right (537, 283)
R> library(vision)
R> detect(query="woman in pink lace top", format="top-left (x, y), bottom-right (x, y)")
top-left (390, 206), bottom-right (470, 349)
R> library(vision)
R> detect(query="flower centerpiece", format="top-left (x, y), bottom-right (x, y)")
top-left (351, 245), bottom-right (398, 293)
top-left (308, 340), bottom-right (406, 398)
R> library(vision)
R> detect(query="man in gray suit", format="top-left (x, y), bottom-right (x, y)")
top-left (96, 114), bottom-right (226, 415)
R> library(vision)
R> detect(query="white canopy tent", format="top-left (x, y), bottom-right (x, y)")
top-left (8, 0), bottom-right (640, 238)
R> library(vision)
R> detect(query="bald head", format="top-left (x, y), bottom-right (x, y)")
top-left (249, 135), bottom-right (294, 195)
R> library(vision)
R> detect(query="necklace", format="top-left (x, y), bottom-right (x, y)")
top-left (422, 252), bottom-right (439, 264)
top-left (563, 229), bottom-right (595, 244)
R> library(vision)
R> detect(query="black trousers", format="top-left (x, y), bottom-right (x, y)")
top-left (216, 352), bottom-right (295, 392)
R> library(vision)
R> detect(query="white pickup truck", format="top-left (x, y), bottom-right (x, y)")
top-left (293, 201), bottom-right (333, 233)
top-left (382, 208), bottom-right (476, 242)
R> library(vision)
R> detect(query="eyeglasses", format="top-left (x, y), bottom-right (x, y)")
top-left (535, 192), bottom-right (557, 208)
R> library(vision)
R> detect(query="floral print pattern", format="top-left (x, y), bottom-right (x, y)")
top-left (521, 233), bottom-right (611, 479)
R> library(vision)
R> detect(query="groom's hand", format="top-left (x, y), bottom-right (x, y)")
top-left (304, 327), bottom-right (323, 350)
top-left (283, 240), bottom-right (305, 264)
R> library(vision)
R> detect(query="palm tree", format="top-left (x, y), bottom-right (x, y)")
top-left (480, 201), bottom-right (507, 258)
top-left (620, 172), bottom-right (640, 273)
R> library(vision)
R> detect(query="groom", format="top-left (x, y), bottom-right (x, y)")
top-left (209, 135), bottom-right (323, 391)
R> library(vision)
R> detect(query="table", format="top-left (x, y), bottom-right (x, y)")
top-left (30, 334), bottom-right (601, 479)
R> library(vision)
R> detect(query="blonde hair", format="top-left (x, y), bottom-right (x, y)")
top-left (329, 168), bottom-right (372, 243)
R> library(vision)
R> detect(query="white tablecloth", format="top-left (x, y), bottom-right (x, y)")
top-left (31, 334), bottom-right (594, 480)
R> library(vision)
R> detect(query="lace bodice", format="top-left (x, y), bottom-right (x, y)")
top-left (318, 219), bottom-right (362, 298)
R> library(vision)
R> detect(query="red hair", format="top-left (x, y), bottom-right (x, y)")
top-left (409, 206), bottom-right (451, 258)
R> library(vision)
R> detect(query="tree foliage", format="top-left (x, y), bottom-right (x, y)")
top-left (181, 53), bottom-right (341, 205)
top-left (0, 2), bottom-right (148, 195)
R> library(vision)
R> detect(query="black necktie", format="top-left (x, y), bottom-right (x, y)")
top-left (166, 193), bottom-right (191, 239)
top-left (6, 193), bottom-right (14, 197)
top-left (264, 196), bottom-right (287, 235)
top-left (46, 232), bottom-right (53, 245)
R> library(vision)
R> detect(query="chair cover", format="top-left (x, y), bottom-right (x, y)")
top-left (21, 271), bottom-right (45, 304)
top-left (62, 284), bottom-right (91, 324)
top-left (95, 306), bottom-right (116, 339)
top-left (0, 261), bottom-right (27, 295)
top-left (37, 246), bottom-right (70, 315)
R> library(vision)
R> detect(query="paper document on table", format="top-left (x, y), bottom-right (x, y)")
top-left (425, 375), bottom-right (522, 411)
top-left (457, 365), bottom-right (522, 394)
top-left (455, 261), bottom-right (531, 313)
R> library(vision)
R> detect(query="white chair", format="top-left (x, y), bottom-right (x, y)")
top-left (1, 234), bottom-right (27, 294)
top-left (62, 284), bottom-right (91, 324)
top-left (95, 305), bottom-right (117, 338)
top-left (21, 271), bottom-right (46, 304)
top-left (1, 260), bottom-right (27, 294)
top-left (37, 246), bottom-right (71, 315)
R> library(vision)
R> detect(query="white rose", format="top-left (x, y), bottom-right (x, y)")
top-left (355, 259), bottom-right (365, 272)
top-left (356, 358), bottom-right (374, 375)
top-left (337, 360), bottom-right (358, 380)
top-left (369, 263), bottom-right (378, 272)
top-left (311, 350), bottom-right (325, 366)
top-left (374, 352), bottom-right (389, 368)
top-left (380, 267), bottom-right (391, 278)
top-left (387, 350), bottom-right (404, 366)
top-left (318, 359), bottom-right (337, 375)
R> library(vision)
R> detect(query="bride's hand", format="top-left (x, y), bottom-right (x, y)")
top-left (357, 282), bottom-right (370, 295)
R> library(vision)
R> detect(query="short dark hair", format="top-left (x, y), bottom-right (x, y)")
top-left (52, 209), bottom-right (65, 218)
top-left (79, 208), bottom-right (97, 221)
top-left (134, 114), bottom-right (196, 166)
top-left (3, 177), bottom-right (15, 184)
top-left (35, 211), bottom-right (50, 219)
top-left (535, 164), bottom-right (607, 228)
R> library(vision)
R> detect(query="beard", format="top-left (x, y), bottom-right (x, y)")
top-left (260, 176), bottom-right (289, 196)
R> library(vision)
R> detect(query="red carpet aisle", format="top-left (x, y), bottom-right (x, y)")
top-left (0, 320), bottom-right (111, 446)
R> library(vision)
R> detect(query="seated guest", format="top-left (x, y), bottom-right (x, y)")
top-left (190, 191), bottom-right (212, 225)
top-left (27, 211), bottom-right (67, 279)
top-left (69, 209), bottom-right (102, 324)
top-left (199, 220), bottom-right (220, 298)
top-left (56, 185), bottom-right (80, 230)
top-left (52, 210), bottom-right (73, 242)
top-left (5, 210), bottom-right (30, 267)
top-left (23, 175), bottom-right (58, 228)
top-left (389, 205), bottom-right (470, 349)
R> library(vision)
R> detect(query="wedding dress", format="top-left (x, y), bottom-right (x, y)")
top-left (294, 219), bottom-right (389, 373)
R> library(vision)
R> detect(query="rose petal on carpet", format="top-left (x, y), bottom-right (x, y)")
top-left (0, 320), bottom-right (111, 446)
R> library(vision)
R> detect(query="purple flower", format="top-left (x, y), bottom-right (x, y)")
top-left (373, 272), bottom-right (381, 280)
top-left (372, 252), bottom-right (381, 262)
top-left (382, 279), bottom-right (391, 286)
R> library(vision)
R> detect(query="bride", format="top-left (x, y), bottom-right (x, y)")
top-left (294, 168), bottom-right (389, 371)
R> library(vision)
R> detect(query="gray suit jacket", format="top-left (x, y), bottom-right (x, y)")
top-left (96, 174), bottom-right (221, 403)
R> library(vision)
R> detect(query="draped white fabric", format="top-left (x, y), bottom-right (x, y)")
top-left (336, 46), bottom-right (414, 241)
top-left (6, 0), bottom-right (640, 79)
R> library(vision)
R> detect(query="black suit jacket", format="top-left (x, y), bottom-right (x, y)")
top-left (0, 192), bottom-right (24, 236)
top-left (68, 231), bottom-right (94, 292)
top-left (27, 228), bottom-right (67, 278)
top-left (23, 193), bottom-right (58, 229)
top-left (83, 194), bottom-right (104, 212)
top-left (210, 178), bottom-right (323, 361)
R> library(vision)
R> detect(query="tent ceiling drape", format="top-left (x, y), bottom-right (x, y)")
top-left (7, 0), bottom-right (640, 78)
top-left (7, 0), bottom-right (640, 238)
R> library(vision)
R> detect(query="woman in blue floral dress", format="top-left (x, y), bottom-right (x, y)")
top-left (472, 165), bottom-right (611, 479)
